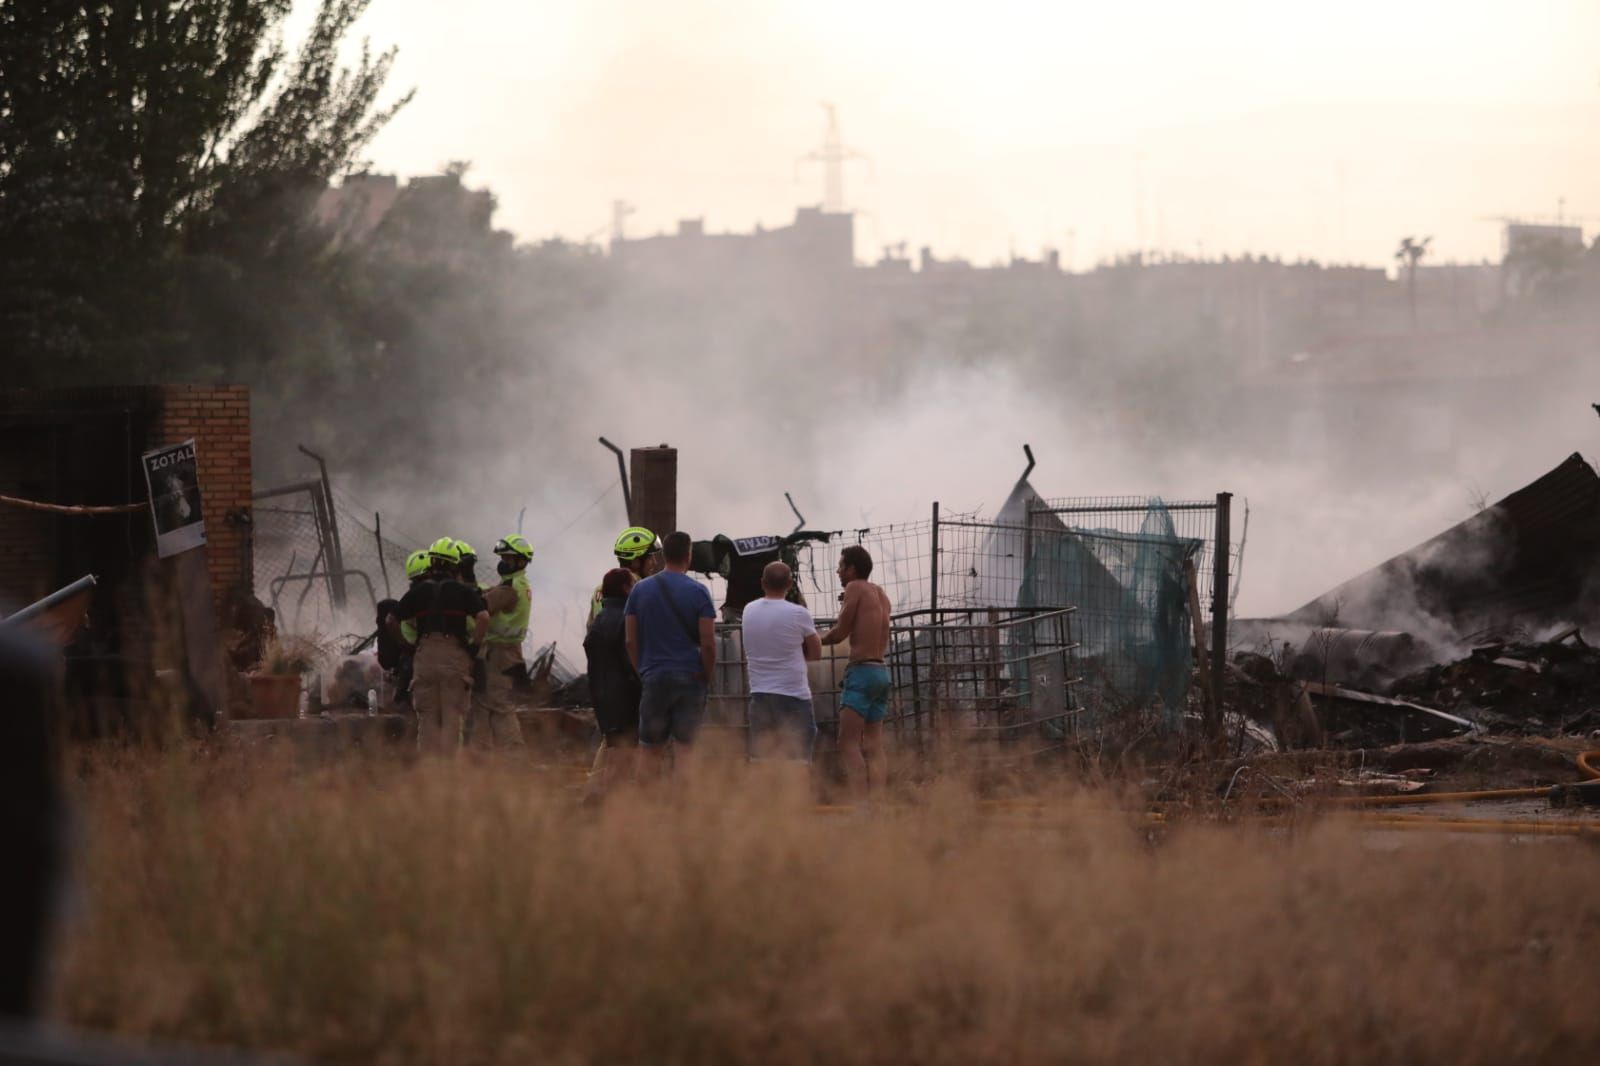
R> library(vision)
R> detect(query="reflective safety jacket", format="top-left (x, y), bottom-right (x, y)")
top-left (486, 569), bottom-right (532, 646)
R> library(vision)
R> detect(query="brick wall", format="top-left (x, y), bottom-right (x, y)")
top-left (156, 385), bottom-right (253, 606)
top-left (0, 385), bottom-right (252, 621)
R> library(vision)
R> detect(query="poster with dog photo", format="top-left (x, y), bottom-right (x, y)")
top-left (142, 439), bottom-right (206, 557)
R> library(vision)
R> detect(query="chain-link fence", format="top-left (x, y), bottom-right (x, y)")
top-left (723, 492), bottom-right (1244, 734)
top-left (252, 481), bottom-right (415, 640)
top-left (1032, 495), bottom-right (1247, 611)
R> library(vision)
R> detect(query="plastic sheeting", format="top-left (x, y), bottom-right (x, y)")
top-left (1020, 500), bottom-right (1199, 730)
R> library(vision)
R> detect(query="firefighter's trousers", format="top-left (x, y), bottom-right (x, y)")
top-left (412, 635), bottom-right (472, 756)
top-left (470, 642), bottom-right (526, 751)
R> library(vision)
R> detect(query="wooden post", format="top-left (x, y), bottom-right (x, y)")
top-left (630, 445), bottom-right (677, 536)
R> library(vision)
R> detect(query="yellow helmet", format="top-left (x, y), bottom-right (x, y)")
top-left (404, 549), bottom-right (431, 580)
top-left (613, 526), bottom-right (660, 561)
top-left (452, 539), bottom-right (477, 562)
top-left (427, 536), bottom-right (461, 566)
top-left (495, 534), bottom-right (534, 561)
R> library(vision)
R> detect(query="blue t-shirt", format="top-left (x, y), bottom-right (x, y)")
top-left (624, 571), bottom-right (715, 679)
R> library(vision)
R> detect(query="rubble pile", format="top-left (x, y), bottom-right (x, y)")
top-left (1388, 632), bottom-right (1600, 736)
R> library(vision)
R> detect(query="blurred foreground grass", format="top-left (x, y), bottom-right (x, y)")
top-left (52, 749), bottom-right (1600, 1064)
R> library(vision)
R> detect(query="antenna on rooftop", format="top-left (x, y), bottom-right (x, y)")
top-left (610, 200), bottom-right (635, 244)
top-left (797, 102), bottom-right (869, 213)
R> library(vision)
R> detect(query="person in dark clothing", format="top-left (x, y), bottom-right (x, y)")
top-left (380, 549), bottom-right (434, 707)
top-left (583, 567), bottom-right (640, 795)
top-left (0, 627), bottom-right (66, 1022)
top-left (395, 540), bottom-right (489, 755)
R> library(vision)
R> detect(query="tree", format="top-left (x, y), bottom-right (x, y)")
top-left (1394, 235), bottom-right (1431, 330)
top-left (0, 0), bottom-right (409, 383)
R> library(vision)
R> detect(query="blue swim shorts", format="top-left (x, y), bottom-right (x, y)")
top-left (840, 662), bottom-right (891, 724)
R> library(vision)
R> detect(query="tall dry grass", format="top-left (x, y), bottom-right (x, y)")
top-left (52, 748), bottom-right (1600, 1064)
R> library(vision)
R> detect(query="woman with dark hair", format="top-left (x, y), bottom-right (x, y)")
top-left (582, 567), bottom-right (641, 797)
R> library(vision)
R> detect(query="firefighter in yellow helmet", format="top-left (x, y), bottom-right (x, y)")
top-left (393, 537), bottom-right (489, 755)
top-left (469, 534), bottom-right (534, 752)
top-left (590, 526), bottom-right (662, 622)
top-left (379, 549), bottom-right (434, 706)
top-left (453, 539), bottom-right (480, 588)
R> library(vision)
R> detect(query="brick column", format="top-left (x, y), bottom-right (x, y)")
top-left (157, 385), bottom-right (253, 605)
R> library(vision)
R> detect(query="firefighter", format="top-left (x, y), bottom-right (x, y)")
top-left (469, 534), bottom-right (534, 751)
top-left (454, 540), bottom-right (480, 588)
top-left (379, 549), bottom-right (433, 707)
top-left (394, 537), bottom-right (488, 755)
top-left (590, 526), bottom-right (662, 622)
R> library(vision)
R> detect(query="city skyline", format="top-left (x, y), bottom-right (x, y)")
top-left (330, 0), bottom-right (1600, 267)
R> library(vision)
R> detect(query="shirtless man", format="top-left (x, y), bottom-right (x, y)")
top-left (818, 544), bottom-right (892, 801)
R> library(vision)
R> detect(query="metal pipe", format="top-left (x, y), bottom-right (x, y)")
top-left (928, 503), bottom-right (941, 745)
top-left (598, 437), bottom-right (632, 522)
top-left (374, 512), bottom-right (391, 598)
top-left (297, 445), bottom-right (348, 609)
top-left (1033, 503), bottom-right (1221, 514)
top-left (1, 575), bottom-right (97, 628)
top-left (1021, 443), bottom-right (1036, 481)
top-left (785, 491), bottom-right (806, 534)
top-left (1210, 491), bottom-right (1232, 739)
top-left (250, 479), bottom-right (326, 502)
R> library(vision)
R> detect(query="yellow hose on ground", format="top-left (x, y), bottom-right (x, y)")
top-left (1359, 817), bottom-right (1600, 838)
top-left (1329, 787), bottom-right (1551, 808)
top-left (1578, 749), bottom-right (1600, 780)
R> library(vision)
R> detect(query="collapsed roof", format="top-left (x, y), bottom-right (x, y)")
top-left (1288, 452), bottom-right (1600, 640)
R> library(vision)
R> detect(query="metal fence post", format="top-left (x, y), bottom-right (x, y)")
top-left (298, 445), bottom-right (346, 610)
top-left (374, 512), bottom-right (391, 599)
top-left (929, 502), bottom-right (940, 745)
top-left (1210, 492), bottom-right (1232, 734)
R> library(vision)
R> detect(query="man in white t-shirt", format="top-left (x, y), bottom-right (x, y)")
top-left (740, 561), bottom-right (822, 761)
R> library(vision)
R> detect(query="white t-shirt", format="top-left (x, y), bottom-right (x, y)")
top-left (741, 597), bottom-right (817, 700)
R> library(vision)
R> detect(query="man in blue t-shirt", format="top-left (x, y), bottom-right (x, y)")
top-left (624, 530), bottom-right (717, 778)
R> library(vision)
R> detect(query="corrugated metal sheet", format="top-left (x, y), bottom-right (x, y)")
top-left (1289, 452), bottom-right (1600, 638)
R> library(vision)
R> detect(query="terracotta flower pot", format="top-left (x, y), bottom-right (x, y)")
top-left (245, 673), bottom-right (303, 719)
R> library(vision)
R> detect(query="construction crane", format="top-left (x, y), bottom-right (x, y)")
top-left (796, 102), bottom-right (869, 214)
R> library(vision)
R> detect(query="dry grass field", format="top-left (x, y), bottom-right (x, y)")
top-left (50, 748), bottom-right (1600, 1064)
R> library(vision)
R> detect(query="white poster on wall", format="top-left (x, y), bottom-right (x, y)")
top-left (142, 439), bottom-right (206, 557)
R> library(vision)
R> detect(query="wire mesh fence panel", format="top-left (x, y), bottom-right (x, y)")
top-left (755, 500), bottom-right (1231, 735)
top-left (702, 608), bottom-right (1079, 758)
top-left (788, 519), bottom-right (937, 617)
top-left (252, 492), bottom-right (337, 635)
top-left (1032, 495), bottom-right (1247, 610)
top-left (886, 607), bottom-right (1082, 753)
top-left (252, 485), bottom-right (416, 640)
top-left (333, 496), bottom-right (417, 607)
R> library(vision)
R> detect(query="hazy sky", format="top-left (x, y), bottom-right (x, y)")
top-left (333, 0), bottom-right (1600, 267)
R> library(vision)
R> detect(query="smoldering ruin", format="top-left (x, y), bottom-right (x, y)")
top-left (5, 4), bottom-right (1600, 1059)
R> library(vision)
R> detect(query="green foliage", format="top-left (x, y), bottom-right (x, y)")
top-left (0, 0), bottom-right (409, 382)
